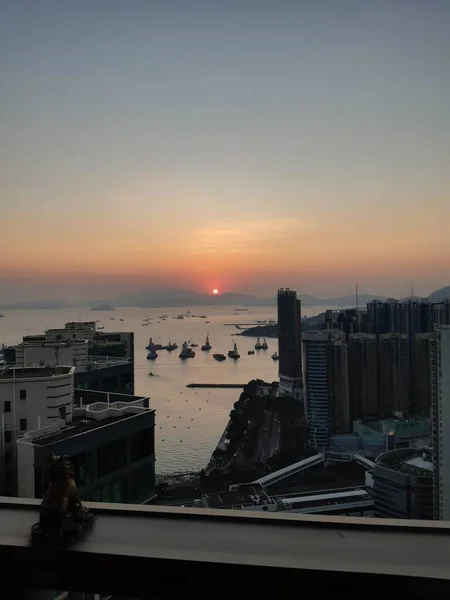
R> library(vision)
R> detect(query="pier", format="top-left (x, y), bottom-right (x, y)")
top-left (186, 383), bottom-right (246, 388)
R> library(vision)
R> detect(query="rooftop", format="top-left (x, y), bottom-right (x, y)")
top-left (0, 365), bottom-right (73, 380)
top-left (21, 398), bottom-right (153, 446)
top-left (376, 447), bottom-right (433, 474)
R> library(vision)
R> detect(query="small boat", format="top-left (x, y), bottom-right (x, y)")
top-left (199, 315), bottom-right (207, 319)
top-left (201, 334), bottom-right (212, 351)
top-left (166, 339), bottom-right (178, 351)
top-left (248, 350), bottom-right (255, 355)
top-left (179, 342), bottom-right (195, 359)
top-left (261, 338), bottom-right (268, 350)
top-left (228, 342), bottom-right (240, 359)
top-left (190, 343), bottom-right (198, 348)
top-left (147, 347), bottom-right (158, 360)
top-left (148, 372), bottom-right (155, 377)
top-left (97, 325), bottom-right (105, 330)
top-left (213, 353), bottom-right (226, 362)
top-left (119, 318), bottom-right (124, 321)
top-left (271, 352), bottom-right (279, 361)
top-left (255, 337), bottom-right (262, 350)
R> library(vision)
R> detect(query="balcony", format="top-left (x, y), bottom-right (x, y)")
top-left (1, 497), bottom-right (450, 598)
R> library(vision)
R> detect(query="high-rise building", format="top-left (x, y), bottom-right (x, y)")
top-left (414, 333), bottom-right (432, 415)
top-left (303, 330), bottom-right (350, 451)
top-left (378, 333), bottom-right (410, 415)
top-left (348, 333), bottom-right (378, 419)
top-left (277, 288), bottom-right (303, 400)
top-left (431, 326), bottom-right (450, 520)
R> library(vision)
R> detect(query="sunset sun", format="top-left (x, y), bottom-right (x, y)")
top-left (212, 288), bottom-right (219, 295)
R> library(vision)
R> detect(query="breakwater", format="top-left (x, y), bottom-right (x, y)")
top-left (186, 383), bottom-right (246, 388)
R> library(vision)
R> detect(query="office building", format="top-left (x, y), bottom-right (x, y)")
top-left (6, 321), bottom-right (135, 394)
top-left (431, 326), bottom-right (450, 520)
top-left (303, 330), bottom-right (350, 451)
top-left (277, 288), bottom-right (303, 400)
top-left (378, 333), bottom-right (409, 414)
top-left (15, 338), bottom-right (89, 370)
top-left (348, 333), bottom-right (378, 418)
top-left (17, 391), bottom-right (155, 504)
top-left (0, 365), bottom-right (75, 495)
top-left (372, 447), bottom-right (433, 519)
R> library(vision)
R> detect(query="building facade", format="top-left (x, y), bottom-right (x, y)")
top-left (378, 333), bottom-right (409, 415)
top-left (372, 447), bottom-right (433, 520)
top-left (15, 339), bottom-right (89, 370)
top-left (0, 366), bottom-right (75, 495)
top-left (277, 289), bottom-right (303, 400)
top-left (431, 326), bottom-right (450, 520)
top-left (348, 333), bottom-right (378, 419)
top-left (17, 394), bottom-right (155, 504)
top-left (303, 330), bottom-right (350, 451)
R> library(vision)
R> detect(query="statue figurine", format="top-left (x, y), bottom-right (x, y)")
top-left (31, 454), bottom-right (95, 544)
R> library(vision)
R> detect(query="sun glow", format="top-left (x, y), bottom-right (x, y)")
top-left (212, 288), bottom-right (219, 295)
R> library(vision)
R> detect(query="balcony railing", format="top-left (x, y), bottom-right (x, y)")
top-left (1, 497), bottom-right (450, 598)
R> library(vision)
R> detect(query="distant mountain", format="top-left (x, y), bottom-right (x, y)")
top-left (0, 300), bottom-right (72, 310)
top-left (91, 303), bottom-right (115, 311)
top-left (428, 286), bottom-right (450, 302)
top-left (113, 287), bottom-right (266, 307)
top-left (111, 287), bottom-right (386, 308)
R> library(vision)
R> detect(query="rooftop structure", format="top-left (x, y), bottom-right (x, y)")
top-left (202, 484), bottom-right (277, 511)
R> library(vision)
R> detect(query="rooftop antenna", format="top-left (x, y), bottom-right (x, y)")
top-left (410, 283), bottom-right (414, 299)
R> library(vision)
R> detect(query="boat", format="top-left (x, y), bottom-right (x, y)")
top-left (190, 343), bottom-right (198, 348)
top-left (248, 350), bottom-right (255, 355)
top-left (201, 334), bottom-right (212, 351)
top-left (261, 338), bottom-right (268, 350)
top-left (148, 372), bottom-right (155, 377)
top-left (213, 353), bottom-right (226, 361)
top-left (147, 345), bottom-right (158, 360)
top-left (142, 323), bottom-right (149, 326)
top-left (228, 342), bottom-right (240, 359)
top-left (179, 342), bottom-right (195, 359)
top-left (97, 325), bottom-right (105, 330)
top-left (199, 315), bottom-right (207, 319)
top-left (255, 337), bottom-right (262, 350)
top-left (271, 352), bottom-right (279, 360)
top-left (166, 339), bottom-right (178, 352)
top-left (119, 318), bottom-right (124, 321)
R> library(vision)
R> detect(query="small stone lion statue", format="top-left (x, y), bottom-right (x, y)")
top-left (31, 454), bottom-right (94, 542)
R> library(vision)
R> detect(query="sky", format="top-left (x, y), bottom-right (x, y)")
top-left (1, 0), bottom-right (449, 302)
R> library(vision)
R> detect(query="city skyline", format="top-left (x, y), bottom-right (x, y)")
top-left (1, 1), bottom-right (449, 300)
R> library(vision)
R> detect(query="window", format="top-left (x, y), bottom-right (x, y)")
top-left (131, 428), bottom-right (154, 462)
top-left (4, 430), bottom-right (12, 444)
top-left (4, 401), bottom-right (11, 413)
top-left (19, 389), bottom-right (27, 400)
top-left (20, 418), bottom-right (27, 431)
top-left (97, 437), bottom-right (127, 478)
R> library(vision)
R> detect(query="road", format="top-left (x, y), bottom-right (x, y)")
top-left (252, 410), bottom-right (281, 464)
